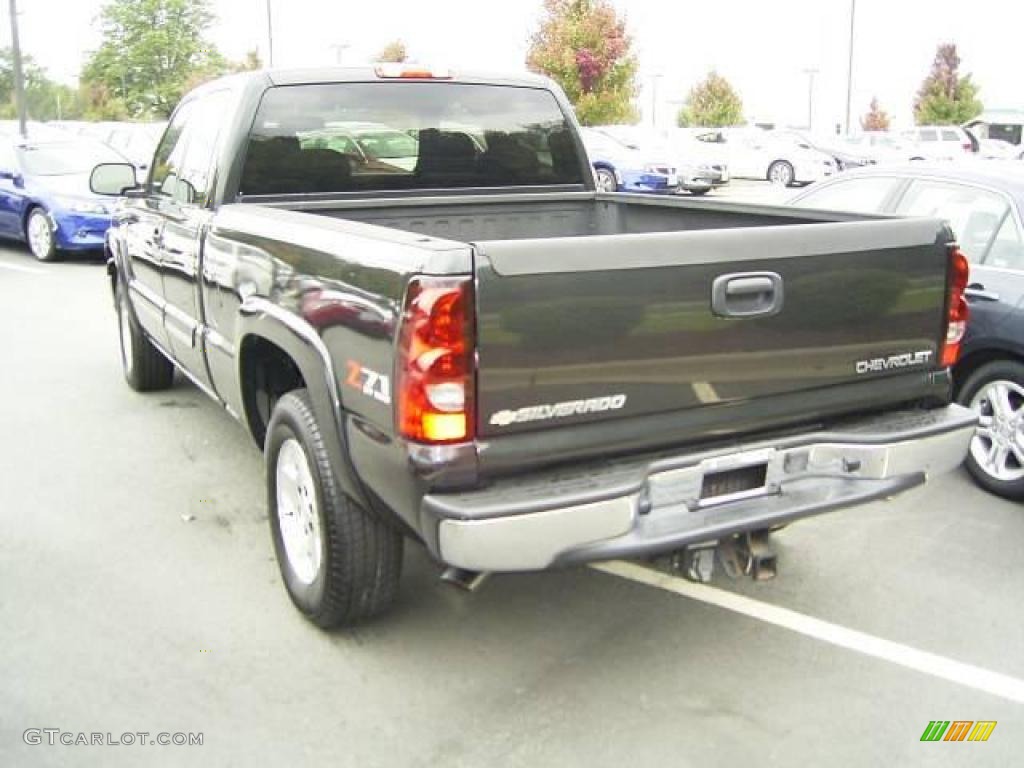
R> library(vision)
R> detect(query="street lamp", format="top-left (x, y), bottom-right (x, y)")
top-left (802, 68), bottom-right (818, 131)
top-left (845, 0), bottom-right (856, 134)
top-left (265, 0), bottom-right (274, 67)
top-left (8, 0), bottom-right (26, 137)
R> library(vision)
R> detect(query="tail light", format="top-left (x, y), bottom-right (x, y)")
top-left (940, 245), bottom-right (969, 367)
top-left (396, 276), bottom-right (474, 443)
top-left (375, 64), bottom-right (453, 79)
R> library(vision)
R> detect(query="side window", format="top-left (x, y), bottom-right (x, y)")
top-left (149, 101), bottom-right (195, 198)
top-left (985, 214), bottom-right (1024, 270)
top-left (919, 129), bottom-right (938, 142)
top-left (792, 177), bottom-right (898, 214)
top-left (941, 130), bottom-right (960, 142)
top-left (175, 90), bottom-right (232, 206)
top-left (896, 180), bottom-right (1009, 263)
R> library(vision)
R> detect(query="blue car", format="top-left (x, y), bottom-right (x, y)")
top-left (0, 137), bottom-right (131, 261)
top-left (579, 127), bottom-right (680, 194)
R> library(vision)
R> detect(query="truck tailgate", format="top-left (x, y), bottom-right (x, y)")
top-left (474, 217), bottom-right (951, 439)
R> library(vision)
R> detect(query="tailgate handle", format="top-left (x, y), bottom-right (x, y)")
top-left (712, 272), bottom-right (783, 318)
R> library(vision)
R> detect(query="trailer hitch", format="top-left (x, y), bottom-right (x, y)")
top-left (719, 530), bottom-right (777, 581)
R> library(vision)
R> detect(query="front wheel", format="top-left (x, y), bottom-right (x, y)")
top-left (267, 390), bottom-right (403, 627)
top-left (767, 160), bottom-right (795, 187)
top-left (116, 279), bottom-right (174, 391)
top-left (594, 168), bottom-right (618, 192)
top-left (957, 360), bottom-right (1024, 500)
top-left (688, 188), bottom-right (710, 196)
top-left (27, 208), bottom-right (57, 262)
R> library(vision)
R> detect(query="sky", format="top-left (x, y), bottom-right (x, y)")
top-left (3, 0), bottom-right (1021, 131)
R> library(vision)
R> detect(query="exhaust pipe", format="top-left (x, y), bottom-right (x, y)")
top-left (440, 566), bottom-right (490, 592)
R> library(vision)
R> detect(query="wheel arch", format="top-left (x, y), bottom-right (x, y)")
top-left (953, 345), bottom-right (1024, 397)
top-left (235, 301), bottom-right (371, 511)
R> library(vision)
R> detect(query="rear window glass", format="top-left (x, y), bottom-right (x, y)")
top-left (240, 82), bottom-right (585, 195)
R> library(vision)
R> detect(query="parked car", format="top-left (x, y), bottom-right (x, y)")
top-left (901, 125), bottom-right (974, 160)
top-left (773, 129), bottom-right (875, 171)
top-left (106, 122), bottom-right (167, 174)
top-left (693, 127), bottom-right (836, 186)
top-left (963, 110), bottom-right (1024, 149)
top-left (94, 66), bottom-right (974, 628)
top-left (843, 131), bottom-right (926, 164)
top-left (790, 162), bottom-right (1024, 498)
top-left (579, 127), bottom-right (683, 194)
top-left (594, 125), bottom-right (730, 188)
top-left (0, 136), bottom-right (129, 261)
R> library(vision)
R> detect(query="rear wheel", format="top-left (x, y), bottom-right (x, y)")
top-left (27, 208), bottom-right (57, 262)
top-left (767, 161), bottom-right (795, 187)
top-left (957, 360), bottom-right (1024, 500)
top-left (116, 279), bottom-right (174, 391)
top-left (688, 189), bottom-right (710, 196)
top-left (267, 390), bottom-right (403, 627)
top-left (595, 168), bottom-right (618, 192)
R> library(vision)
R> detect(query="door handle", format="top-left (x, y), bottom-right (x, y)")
top-left (965, 284), bottom-right (1000, 302)
top-left (711, 272), bottom-right (784, 318)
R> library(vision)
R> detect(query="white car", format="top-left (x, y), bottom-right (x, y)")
top-left (692, 128), bottom-right (835, 186)
top-left (900, 125), bottom-right (974, 160)
top-left (843, 132), bottom-right (926, 164)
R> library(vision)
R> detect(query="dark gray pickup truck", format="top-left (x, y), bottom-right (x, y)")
top-left (94, 65), bottom-right (976, 627)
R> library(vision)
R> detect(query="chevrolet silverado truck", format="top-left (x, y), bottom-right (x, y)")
top-left (92, 65), bottom-right (977, 628)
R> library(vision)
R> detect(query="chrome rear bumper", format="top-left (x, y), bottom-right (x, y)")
top-left (422, 404), bottom-right (976, 572)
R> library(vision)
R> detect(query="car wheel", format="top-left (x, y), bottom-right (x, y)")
top-left (767, 161), bottom-right (795, 187)
top-left (267, 389), bottom-right (403, 628)
top-left (688, 189), bottom-right (710, 196)
top-left (26, 207), bottom-right (57, 262)
top-left (595, 168), bottom-right (618, 192)
top-left (957, 360), bottom-right (1024, 500)
top-left (116, 278), bottom-right (174, 391)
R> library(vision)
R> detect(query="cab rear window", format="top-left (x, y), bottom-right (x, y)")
top-left (239, 82), bottom-right (585, 195)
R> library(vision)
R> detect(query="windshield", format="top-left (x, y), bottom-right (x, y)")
top-left (18, 141), bottom-right (126, 176)
top-left (241, 82), bottom-right (585, 195)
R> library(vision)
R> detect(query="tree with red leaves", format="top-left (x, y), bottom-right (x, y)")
top-left (861, 97), bottom-right (890, 131)
top-left (913, 43), bottom-right (982, 125)
top-left (526, 0), bottom-right (638, 125)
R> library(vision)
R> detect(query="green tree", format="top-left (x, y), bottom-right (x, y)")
top-left (0, 48), bottom-right (85, 120)
top-left (676, 71), bottom-right (743, 128)
top-left (81, 0), bottom-right (229, 119)
top-left (913, 43), bottom-right (982, 125)
top-left (860, 96), bottom-right (890, 131)
top-left (376, 40), bottom-right (408, 63)
top-left (526, 0), bottom-right (638, 125)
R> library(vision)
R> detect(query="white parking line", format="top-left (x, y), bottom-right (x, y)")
top-left (593, 560), bottom-right (1024, 705)
top-left (0, 261), bottom-right (43, 275)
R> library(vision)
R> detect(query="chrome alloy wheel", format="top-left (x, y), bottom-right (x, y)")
top-left (275, 438), bottom-right (323, 585)
top-left (969, 379), bottom-right (1024, 483)
top-left (28, 210), bottom-right (53, 260)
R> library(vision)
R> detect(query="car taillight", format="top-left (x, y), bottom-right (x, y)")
top-left (374, 64), bottom-right (453, 79)
top-left (396, 276), bottom-right (474, 444)
top-left (940, 245), bottom-right (969, 367)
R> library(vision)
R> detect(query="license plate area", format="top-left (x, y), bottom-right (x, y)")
top-left (700, 462), bottom-right (768, 503)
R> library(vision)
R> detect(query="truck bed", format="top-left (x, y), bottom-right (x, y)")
top-left (265, 191), bottom-right (857, 242)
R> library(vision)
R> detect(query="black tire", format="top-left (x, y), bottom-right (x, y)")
top-left (956, 359), bottom-right (1024, 500)
top-left (688, 189), bottom-right (710, 196)
top-left (26, 207), bottom-right (57, 262)
top-left (266, 389), bottom-right (403, 627)
top-left (594, 168), bottom-right (618, 192)
top-left (767, 160), bottom-right (795, 187)
top-left (115, 279), bottom-right (174, 391)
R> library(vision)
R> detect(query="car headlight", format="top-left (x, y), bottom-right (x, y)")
top-left (54, 196), bottom-right (109, 215)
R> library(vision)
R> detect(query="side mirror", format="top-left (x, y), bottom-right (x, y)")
top-left (90, 162), bottom-right (138, 196)
top-left (0, 168), bottom-right (23, 186)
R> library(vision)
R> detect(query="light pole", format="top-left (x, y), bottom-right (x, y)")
top-left (650, 73), bottom-right (663, 128)
top-left (330, 43), bottom-right (351, 65)
top-left (265, 0), bottom-right (274, 67)
top-left (8, 0), bottom-right (26, 137)
top-left (803, 68), bottom-right (818, 131)
top-left (844, 0), bottom-right (856, 134)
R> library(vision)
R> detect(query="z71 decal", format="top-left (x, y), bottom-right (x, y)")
top-left (345, 361), bottom-right (391, 404)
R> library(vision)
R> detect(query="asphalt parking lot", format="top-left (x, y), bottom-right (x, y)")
top-left (1, 221), bottom-right (1022, 766)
